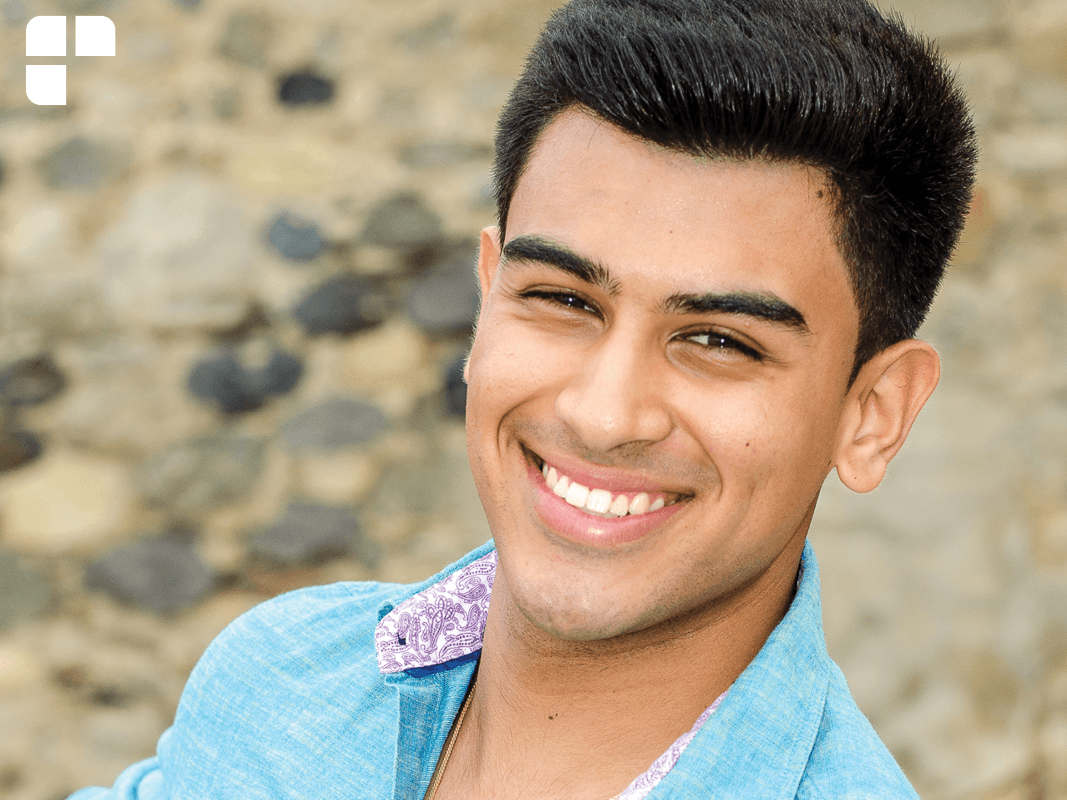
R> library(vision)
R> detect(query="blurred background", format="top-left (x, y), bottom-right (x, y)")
top-left (0, 0), bottom-right (1063, 797)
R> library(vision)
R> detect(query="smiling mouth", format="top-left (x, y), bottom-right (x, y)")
top-left (528, 451), bottom-right (690, 519)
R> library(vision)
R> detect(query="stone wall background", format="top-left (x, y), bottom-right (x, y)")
top-left (0, 0), bottom-right (1062, 797)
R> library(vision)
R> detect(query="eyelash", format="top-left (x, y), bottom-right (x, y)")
top-left (518, 289), bottom-right (765, 362)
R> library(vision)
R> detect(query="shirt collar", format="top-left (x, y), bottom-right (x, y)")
top-left (652, 538), bottom-right (831, 798)
top-left (375, 540), bottom-right (816, 676)
top-left (375, 540), bottom-right (825, 800)
top-left (376, 548), bottom-right (497, 674)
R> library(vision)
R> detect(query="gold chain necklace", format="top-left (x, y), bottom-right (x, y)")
top-left (423, 676), bottom-right (623, 800)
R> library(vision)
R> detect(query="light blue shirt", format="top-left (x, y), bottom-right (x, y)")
top-left (69, 539), bottom-right (920, 799)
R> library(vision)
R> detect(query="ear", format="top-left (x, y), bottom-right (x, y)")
top-left (464, 226), bottom-right (503, 384)
top-left (477, 225), bottom-right (503, 297)
top-left (833, 339), bottom-right (940, 493)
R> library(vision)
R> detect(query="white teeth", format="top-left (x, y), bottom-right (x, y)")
top-left (585, 488), bottom-right (613, 514)
top-left (628, 493), bottom-right (650, 515)
top-left (539, 460), bottom-right (682, 519)
top-left (565, 481), bottom-right (590, 508)
top-left (553, 475), bottom-right (570, 498)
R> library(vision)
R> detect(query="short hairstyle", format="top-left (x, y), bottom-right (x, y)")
top-left (492, 0), bottom-right (978, 383)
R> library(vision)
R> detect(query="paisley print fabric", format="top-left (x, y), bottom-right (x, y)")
top-left (373, 547), bottom-right (726, 799)
top-left (376, 550), bottom-right (497, 674)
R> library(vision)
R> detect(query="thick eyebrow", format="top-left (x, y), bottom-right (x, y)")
top-left (500, 235), bottom-right (621, 296)
top-left (501, 233), bottom-right (808, 333)
top-left (662, 291), bottom-right (809, 333)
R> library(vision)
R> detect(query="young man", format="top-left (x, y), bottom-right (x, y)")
top-left (71, 0), bottom-right (976, 798)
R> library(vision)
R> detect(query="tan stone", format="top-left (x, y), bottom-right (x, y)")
top-left (993, 127), bottom-right (1067, 174)
top-left (51, 373), bottom-right (215, 456)
top-left (953, 185), bottom-right (996, 268)
top-left (1034, 510), bottom-right (1067, 570)
top-left (297, 450), bottom-right (379, 504)
top-left (0, 451), bottom-right (134, 555)
top-left (1039, 714), bottom-right (1067, 787)
top-left (228, 136), bottom-right (350, 196)
top-left (341, 319), bottom-right (430, 389)
top-left (1012, 0), bottom-right (1067, 74)
top-left (0, 640), bottom-right (45, 694)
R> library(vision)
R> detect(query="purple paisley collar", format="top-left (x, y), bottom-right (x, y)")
top-left (373, 548), bottom-right (728, 800)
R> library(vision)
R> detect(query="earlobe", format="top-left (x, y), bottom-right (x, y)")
top-left (834, 340), bottom-right (941, 493)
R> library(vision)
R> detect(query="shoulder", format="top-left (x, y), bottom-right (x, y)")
top-left (171, 578), bottom-right (409, 740)
top-left (158, 579), bottom-right (421, 792)
top-left (797, 663), bottom-right (920, 800)
top-left (187, 579), bottom-right (405, 681)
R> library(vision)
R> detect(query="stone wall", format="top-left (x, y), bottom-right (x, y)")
top-left (0, 0), bottom-right (1063, 797)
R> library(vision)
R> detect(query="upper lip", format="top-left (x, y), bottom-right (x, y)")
top-left (526, 446), bottom-right (694, 499)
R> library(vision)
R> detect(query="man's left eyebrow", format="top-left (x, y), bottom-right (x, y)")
top-left (662, 291), bottom-right (810, 333)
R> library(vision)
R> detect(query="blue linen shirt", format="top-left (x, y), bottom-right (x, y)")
top-left (69, 539), bottom-right (920, 799)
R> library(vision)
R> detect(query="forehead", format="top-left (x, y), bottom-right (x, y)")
top-left (506, 110), bottom-right (857, 333)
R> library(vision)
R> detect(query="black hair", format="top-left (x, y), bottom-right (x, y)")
top-left (492, 0), bottom-right (978, 382)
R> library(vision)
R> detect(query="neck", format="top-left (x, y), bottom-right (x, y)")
top-left (438, 534), bottom-right (805, 800)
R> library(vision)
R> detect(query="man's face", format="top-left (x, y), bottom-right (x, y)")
top-left (465, 109), bottom-right (859, 642)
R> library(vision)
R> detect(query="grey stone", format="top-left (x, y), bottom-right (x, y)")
top-left (173, 0), bottom-right (200, 8)
top-left (399, 141), bottom-right (491, 169)
top-left (218, 10), bottom-right (274, 69)
top-left (280, 396), bottom-right (388, 451)
top-left (0, 354), bottom-right (65, 406)
top-left (187, 346), bottom-right (303, 414)
top-left (250, 502), bottom-right (377, 566)
top-left (407, 246), bottom-right (480, 335)
top-left (464, 76), bottom-right (510, 111)
top-left (444, 351), bottom-right (467, 418)
top-left (35, 135), bottom-right (129, 192)
top-left (188, 354), bottom-right (263, 414)
top-left (277, 70), bottom-right (336, 107)
top-left (84, 538), bottom-right (215, 614)
top-left (396, 12), bottom-right (456, 52)
top-left (266, 211), bottom-right (325, 262)
top-left (0, 428), bottom-right (42, 473)
top-left (370, 458), bottom-right (440, 516)
top-left (0, 154), bottom-right (5, 187)
top-left (135, 436), bottom-right (265, 515)
top-left (2, 1), bottom-right (27, 25)
top-left (360, 193), bottom-right (443, 250)
top-left (291, 274), bottom-right (388, 336)
top-left (879, 0), bottom-right (997, 42)
top-left (241, 346), bottom-right (304, 398)
top-left (96, 173), bottom-right (257, 331)
top-left (0, 552), bottom-right (51, 631)
top-left (211, 86), bottom-right (242, 120)
top-left (1021, 79), bottom-right (1067, 123)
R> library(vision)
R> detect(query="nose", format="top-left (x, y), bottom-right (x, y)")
top-left (554, 324), bottom-right (673, 453)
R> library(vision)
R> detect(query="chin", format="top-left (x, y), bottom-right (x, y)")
top-left (513, 581), bottom-right (660, 643)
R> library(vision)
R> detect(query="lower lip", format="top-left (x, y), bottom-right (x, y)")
top-left (525, 457), bottom-right (686, 548)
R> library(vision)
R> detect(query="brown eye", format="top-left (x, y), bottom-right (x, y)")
top-left (523, 290), bottom-right (599, 316)
top-left (683, 331), bottom-right (764, 361)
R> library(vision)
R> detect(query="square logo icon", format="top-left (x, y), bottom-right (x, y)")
top-left (26, 16), bottom-right (115, 105)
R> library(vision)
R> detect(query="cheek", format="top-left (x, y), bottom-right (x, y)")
top-left (680, 383), bottom-right (830, 485)
top-left (467, 319), bottom-right (574, 413)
